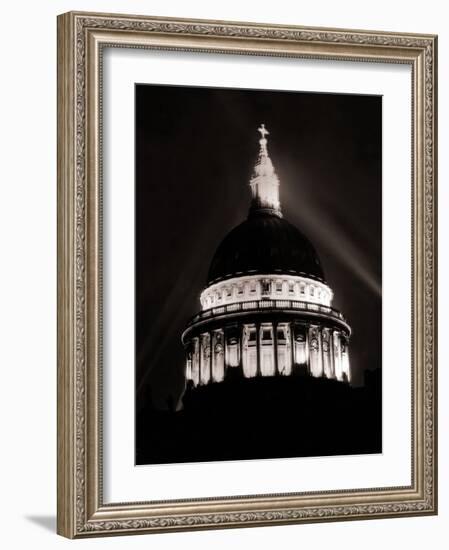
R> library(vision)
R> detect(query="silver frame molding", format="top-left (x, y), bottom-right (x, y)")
top-left (57, 11), bottom-right (438, 538)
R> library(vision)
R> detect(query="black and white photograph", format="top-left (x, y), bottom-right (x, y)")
top-left (135, 84), bottom-right (382, 465)
top-left (1, 0), bottom-right (442, 544)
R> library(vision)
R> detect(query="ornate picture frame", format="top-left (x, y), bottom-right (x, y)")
top-left (57, 11), bottom-right (437, 538)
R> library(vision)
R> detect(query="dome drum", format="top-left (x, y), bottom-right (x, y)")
top-left (201, 274), bottom-right (333, 310)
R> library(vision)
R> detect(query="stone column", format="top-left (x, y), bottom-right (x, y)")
top-left (273, 321), bottom-right (279, 375)
top-left (209, 332), bottom-right (213, 382)
top-left (330, 329), bottom-right (336, 379)
top-left (256, 323), bottom-right (261, 376)
top-left (239, 324), bottom-right (244, 373)
top-left (290, 323), bottom-right (295, 369)
top-left (198, 334), bottom-right (202, 385)
top-left (305, 325), bottom-right (310, 373)
top-left (223, 327), bottom-right (227, 374)
top-left (193, 337), bottom-right (199, 386)
top-left (318, 328), bottom-right (325, 377)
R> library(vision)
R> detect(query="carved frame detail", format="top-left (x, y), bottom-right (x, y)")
top-left (57, 11), bottom-right (437, 538)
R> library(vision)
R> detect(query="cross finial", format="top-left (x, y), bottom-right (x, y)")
top-left (258, 123), bottom-right (269, 140)
top-left (250, 123), bottom-right (281, 217)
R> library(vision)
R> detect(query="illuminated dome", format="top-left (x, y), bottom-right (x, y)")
top-left (182, 124), bottom-right (351, 389)
top-left (207, 211), bottom-right (326, 285)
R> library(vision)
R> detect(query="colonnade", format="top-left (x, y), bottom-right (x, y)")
top-left (185, 321), bottom-right (350, 386)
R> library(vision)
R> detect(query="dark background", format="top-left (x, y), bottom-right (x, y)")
top-left (135, 84), bottom-right (382, 412)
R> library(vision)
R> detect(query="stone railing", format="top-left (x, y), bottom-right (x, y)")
top-left (186, 299), bottom-right (347, 328)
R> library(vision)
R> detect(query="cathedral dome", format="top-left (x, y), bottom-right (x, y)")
top-left (183, 124), bottom-right (351, 391)
top-left (207, 210), bottom-right (325, 285)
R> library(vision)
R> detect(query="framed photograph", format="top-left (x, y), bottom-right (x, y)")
top-left (57, 11), bottom-right (438, 538)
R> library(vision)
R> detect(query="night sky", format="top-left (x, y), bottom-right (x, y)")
top-left (135, 84), bottom-right (382, 411)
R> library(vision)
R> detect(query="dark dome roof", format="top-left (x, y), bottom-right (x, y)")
top-left (207, 212), bottom-right (326, 285)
